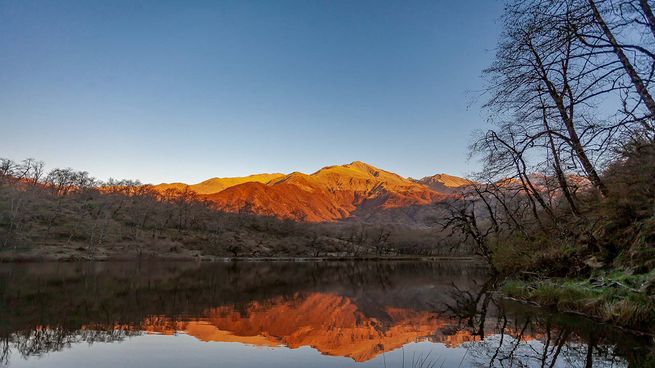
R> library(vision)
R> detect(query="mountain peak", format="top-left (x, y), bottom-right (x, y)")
top-left (310, 161), bottom-right (410, 187)
top-left (342, 161), bottom-right (386, 175)
top-left (346, 160), bottom-right (378, 168)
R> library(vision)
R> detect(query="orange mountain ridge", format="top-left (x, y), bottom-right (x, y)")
top-left (154, 161), bottom-right (471, 223)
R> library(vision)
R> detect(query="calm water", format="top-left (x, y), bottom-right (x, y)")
top-left (0, 261), bottom-right (651, 367)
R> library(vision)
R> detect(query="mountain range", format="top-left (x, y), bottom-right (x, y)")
top-left (154, 161), bottom-right (471, 223)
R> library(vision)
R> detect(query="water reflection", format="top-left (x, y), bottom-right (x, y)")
top-left (0, 261), bottom-right (651, 367)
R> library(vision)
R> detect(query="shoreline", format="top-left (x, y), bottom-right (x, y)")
top-left (499, 275), bottom-right (655, 336)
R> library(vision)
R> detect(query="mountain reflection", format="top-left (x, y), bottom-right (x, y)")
top-left (133, 292), bottom-right (449, 362)
top-left (0, 261), bottom-right (651, 367)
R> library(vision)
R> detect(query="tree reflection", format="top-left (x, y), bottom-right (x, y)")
top-left (2, 327), bottom-right (141, 364)
top-left (442, 277), bottom-right (649, 367)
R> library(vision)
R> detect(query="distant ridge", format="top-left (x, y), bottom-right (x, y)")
top-left (154, 173), bottom-right (284, 194)
top-left (154, 161), bottom-right (470, 223)
top-left (412, 173), bottom-right (473, 193)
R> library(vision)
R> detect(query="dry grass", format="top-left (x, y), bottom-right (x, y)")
top-left (502, 270), bottom-right (655, 332)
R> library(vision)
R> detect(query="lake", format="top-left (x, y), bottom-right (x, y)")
top-left (0, 261), bottom-right (651, 367)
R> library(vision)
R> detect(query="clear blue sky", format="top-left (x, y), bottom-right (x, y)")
top-left (1, 0), bottom-right (503, 184)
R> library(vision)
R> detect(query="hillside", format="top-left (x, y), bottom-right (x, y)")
top-left (0, 157), bottom-right (474, 260)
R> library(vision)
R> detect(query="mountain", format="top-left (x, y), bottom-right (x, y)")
top-left (154, 161), bottom-right (467, 223)
top-left (206, 161), bottom-right (445, 222)
top-left (412, 173), bottom-right (472, 193)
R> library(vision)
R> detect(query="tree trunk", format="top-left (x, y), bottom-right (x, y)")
top-left (639, 0), bottom-right (655, 40)
top-left (542, 104), bottom-right (580, 214)
top-left (589, 0), bottom-right (655, 118)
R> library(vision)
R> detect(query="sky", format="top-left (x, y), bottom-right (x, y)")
top-left (0, 0), bottom-right (503, 184)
